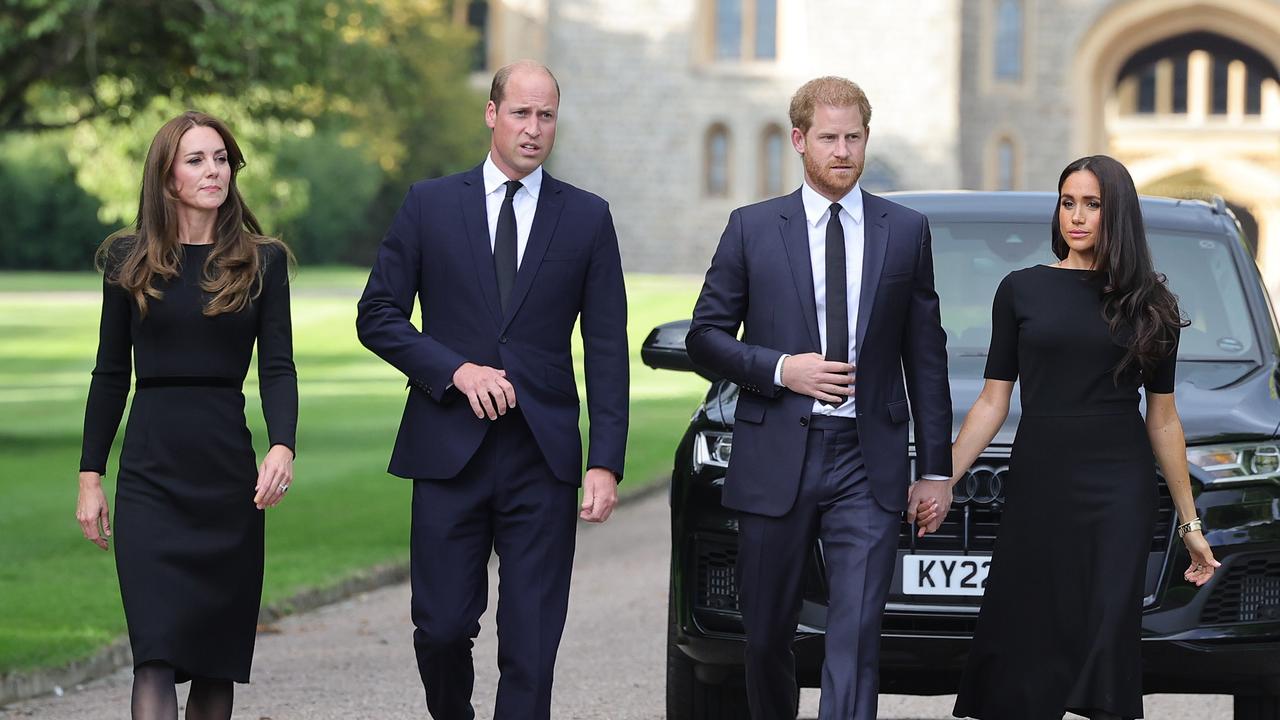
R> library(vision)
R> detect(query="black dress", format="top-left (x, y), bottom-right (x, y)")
top-left (952, 265), bottom-right (1177, 720)
top-left (79, 241), bottom-right (297, 683)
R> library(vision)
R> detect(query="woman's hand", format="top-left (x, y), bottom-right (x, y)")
top-left (76, 472), bottom-right (111, 551)
top-left (1183, 531), bottom-right (1220, 586)
top-left (253, 444), bottom-right (295, 510)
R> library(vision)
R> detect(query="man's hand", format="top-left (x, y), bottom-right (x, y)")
top-left (453, 362), bottom-right (517, 420)
top-left (780, 353), bottom-right (854, 403)
top-left (580, 467), bottom-right (618, 523)
top-left (906, 480), bottom-right (953, 538)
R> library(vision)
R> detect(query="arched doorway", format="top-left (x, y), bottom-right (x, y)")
top-left (1071, 0), bottom-right (1280, 294)
top-left (1140, 167), bottom-right (1260, 259)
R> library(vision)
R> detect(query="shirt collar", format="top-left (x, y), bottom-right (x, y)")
top-left (483, 153), bottom-right (543, 201)
top-left (801, 180), bottom-right (863, 228)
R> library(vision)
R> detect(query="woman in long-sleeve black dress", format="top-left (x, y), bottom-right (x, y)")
top-left (75, 111), bottom-right (297, 720)
top-left (922, 156), bottom-right (1219, 720)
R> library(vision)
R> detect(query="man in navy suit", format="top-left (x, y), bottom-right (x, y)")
top-left (687, 76), bottom-right (953, 719)
top-left (356, 60), bottom-right (628, 720)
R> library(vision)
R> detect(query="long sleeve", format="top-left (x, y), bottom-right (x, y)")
top-left (79, 270), bottom-right (134, 475)
top-left (900, 215), bottom-right (953, 479)
top-left (686, 209), bottom-right (784, 396)
top-left (356, 185), bottom-right (469, 401)
top-left (257, 246), bottom-right (298, 453)
top-left (579, 204), bottom-right (630, 479)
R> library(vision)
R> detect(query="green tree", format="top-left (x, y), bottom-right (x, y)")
top-left (0, 131), bottom-right (112, 269)
top-left (0, 0), bottom-right (352, 132)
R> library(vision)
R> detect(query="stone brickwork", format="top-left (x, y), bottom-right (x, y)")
top-left (491, 0), bottom-right (1280, 286)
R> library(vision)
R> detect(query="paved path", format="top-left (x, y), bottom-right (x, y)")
top-left (3, 490), bottom-right (1232, 719)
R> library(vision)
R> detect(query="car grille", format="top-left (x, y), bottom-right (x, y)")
top-left (693, 535), bottom-right (827, 618)
top-left (1201, 554), bottom-right (1280, 625)
top-left (695, 538), bottom-right (740, 613)
top-left (899, 458), bottom-right (1176, 553)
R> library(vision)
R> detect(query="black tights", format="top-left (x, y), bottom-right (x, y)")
top-left (130, 661), bottom-right (234, 720)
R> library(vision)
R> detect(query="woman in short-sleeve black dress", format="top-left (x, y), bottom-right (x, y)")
top-left (936, 156), bottom-right (1218, 720)
top-left (75, 112), bottom-right (297, 720)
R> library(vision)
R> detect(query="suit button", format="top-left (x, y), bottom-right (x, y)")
top-left (799, 417), bottom-right (808, 427)
top-left (499, 336), bottom-right (509, 344)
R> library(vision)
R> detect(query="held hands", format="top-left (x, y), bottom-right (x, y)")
top-left (580, 467), bottom-right (618, 523)
top-left (906, 479), bottom-right (953, 538)
top-left (76, 472), bottom-right (112, 550)
top-left (253, 444), bottom-right (294, 510)
top-left (453, 362), bottom-right (517, 420)
top-left (781, 353), bottom-right (855, 404)
top-left (1182, 530), bottom-right (1220, 586)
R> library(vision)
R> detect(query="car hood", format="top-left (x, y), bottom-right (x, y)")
top-left (714, 358), bottom-right (1280, 447)
top-left (947, 357), bottom-right (1280, 447)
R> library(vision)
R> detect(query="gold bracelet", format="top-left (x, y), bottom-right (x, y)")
top-left (1177, 518), bottom-right (1203, 538)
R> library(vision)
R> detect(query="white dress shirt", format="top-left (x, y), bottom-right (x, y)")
top-left (483, 153), bottom-right (543, 268)
top-left (774, 181), bottom-right (864, 419)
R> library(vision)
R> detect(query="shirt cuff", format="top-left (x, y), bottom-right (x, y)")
top-left (919, 474), bottom-right (951, 481)
top-left (774, 354), bottom-right (790, 387)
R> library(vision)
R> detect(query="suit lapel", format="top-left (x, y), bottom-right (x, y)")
top-left (779, 190), bottom-right (821, 351)
top-left (501, 172), bottom-right (565, 331)
top-left (459, 165), bottom-right (504, 328)
top-left (856, 190), bottom-right (890, 351)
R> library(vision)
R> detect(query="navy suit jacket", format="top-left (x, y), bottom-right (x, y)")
top-left (687, 189), bottom-right (952, 516)
top-left (356, 164), bottom-right (629, 486)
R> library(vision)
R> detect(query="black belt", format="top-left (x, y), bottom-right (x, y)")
top-left (807, 414), bottom-right (858, 430)
top-left (136, 376), bottom-right (242, 390)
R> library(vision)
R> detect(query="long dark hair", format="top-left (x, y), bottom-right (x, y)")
top-left (97, 111), bottom-right (292, 317)
top-left (1050, 155), bottom-right (1186, 382)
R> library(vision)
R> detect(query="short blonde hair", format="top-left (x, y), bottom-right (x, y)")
top-left (789, 76), bottom-right (872, 133)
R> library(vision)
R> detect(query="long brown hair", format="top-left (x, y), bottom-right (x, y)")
top-left (1050, 155), bottom-right (1187, 382)
top-left (97, 111), bottom-right (291, 316)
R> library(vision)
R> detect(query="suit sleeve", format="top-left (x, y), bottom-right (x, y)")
top-left (685, 209), bottom-right (783, 397)
top-left (257, 246), bottom-right (298, 454)
top-left (580, 204), bottom-right (630, 479)
top-left (900, 215), bottom-right (953, 478)
top-left (356, 185), bottom-right (469, 403)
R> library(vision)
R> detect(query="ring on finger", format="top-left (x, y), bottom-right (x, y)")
top-left (279, 483), bottom-right (290, 493)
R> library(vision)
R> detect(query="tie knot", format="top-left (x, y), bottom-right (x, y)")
top-left (504, 180), bottom-right (523, 200)
top-left (829, 203), bottom-right (843, 219)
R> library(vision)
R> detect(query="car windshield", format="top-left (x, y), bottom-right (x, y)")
top-left (932, 222), bottom-right (1259, 363)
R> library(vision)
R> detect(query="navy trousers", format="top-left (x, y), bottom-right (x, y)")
top-left (737, 416), bottom-right (900, 720)
top-left (409, 409), bottom-right (577, 720)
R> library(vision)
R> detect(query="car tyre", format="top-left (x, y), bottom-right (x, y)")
top-left (1236, 695), bottom-right (1280, 720)
top-left (666, 581), bottom-right (751, 720)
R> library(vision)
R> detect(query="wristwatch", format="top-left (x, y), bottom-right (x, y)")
top-left (1177, 518), bottom-right (1204, 538)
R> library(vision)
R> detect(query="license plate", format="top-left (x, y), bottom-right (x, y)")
top-left (901, 554), bottom-right (991, 596)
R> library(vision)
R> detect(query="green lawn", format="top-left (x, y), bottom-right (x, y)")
top-left (0, 269), bottom-right (708, 673)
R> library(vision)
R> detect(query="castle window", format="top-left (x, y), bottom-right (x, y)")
top-left (712, 0), bottom-right (777, 61)
top-left (994, 0), bottom-right (1023, 82)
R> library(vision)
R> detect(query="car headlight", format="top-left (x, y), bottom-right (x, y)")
top-left (693, 430), bottom-right (733, 472)
top-left (1187, 442), bottom-right (1280, 484)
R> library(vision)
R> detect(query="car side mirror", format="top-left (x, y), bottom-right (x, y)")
top-left (640, 319), bottom-right (721, 382)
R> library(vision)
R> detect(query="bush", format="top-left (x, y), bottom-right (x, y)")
top-left (0, 134), bottom-right (114, 270)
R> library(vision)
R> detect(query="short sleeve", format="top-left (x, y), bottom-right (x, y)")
top-left (983, 273), bottom-right (1019, 381)
top-left (1143, 325), bottom-right (1180, 394)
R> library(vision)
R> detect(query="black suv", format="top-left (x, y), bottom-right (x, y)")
top-left (644, 192), bottom-right (1280, 719)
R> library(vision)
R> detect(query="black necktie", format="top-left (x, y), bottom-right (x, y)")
top-left (825, 203), bottom-right (848, 406)
top-left (494, 180), bottom-right (522, 312)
